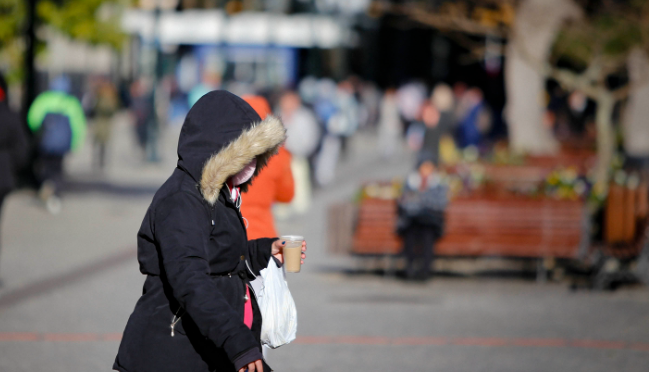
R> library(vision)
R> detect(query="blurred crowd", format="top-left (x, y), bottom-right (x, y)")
top-left (1, 69), bottom-right (500, 218)
top-left (1, 65), bottom-right (643, 286)
top-left (153, 74), bottom-right (495, 187)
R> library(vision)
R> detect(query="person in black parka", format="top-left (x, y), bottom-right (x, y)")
top-left (114, 91), bottom-right (295, 372)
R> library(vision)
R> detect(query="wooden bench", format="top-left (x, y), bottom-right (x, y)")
top-left (604, 182), bottom-right (649, 257)
top-left (526, 148), bottom-right (596, 175)
top-left (350, 196), bottom-right (586, 259)
top-left (335, 155), bottom-right (594, 269)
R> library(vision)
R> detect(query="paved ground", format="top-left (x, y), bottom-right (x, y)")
top-left (0, 116), bottom-right (648, 372)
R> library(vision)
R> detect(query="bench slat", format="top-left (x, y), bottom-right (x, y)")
top-left (352, 196), bottom-right (585, 259)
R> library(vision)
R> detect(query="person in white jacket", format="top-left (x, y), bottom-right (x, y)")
top-left (277, 91), bottom-right (320, 215)
top-left (378, 88), bottom-right (402, 159)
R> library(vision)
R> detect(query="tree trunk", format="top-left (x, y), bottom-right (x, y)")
top-left (504, 0), bottom-right (582, 155)
top-left (594, 91), bottom-right (615, 188)
top-left (623, 48), bottom-right (649, 158)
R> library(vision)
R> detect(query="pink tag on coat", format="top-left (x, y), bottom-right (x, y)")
top-left (244, 286), bottom-right (253, 329)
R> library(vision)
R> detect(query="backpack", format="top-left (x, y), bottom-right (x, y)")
top-left (39, 113), bottom-right (72, 155)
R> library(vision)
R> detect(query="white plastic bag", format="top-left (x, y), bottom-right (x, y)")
top-left (257, 258), bottom-right (297, 349)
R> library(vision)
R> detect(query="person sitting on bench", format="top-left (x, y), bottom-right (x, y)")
top-left (397, 158), bottom-right (448, 281)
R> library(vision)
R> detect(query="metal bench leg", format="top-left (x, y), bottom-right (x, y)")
top-left (354, 256), bottom-right (369, 274)
top-left (537, 257), bottom-right (557, 284)
top-left (536, 259), bottom-right (548, 284)
top-left (634, 226), bottom-right (649, 286)
top-left (383, 254), bottom-right (397, 278)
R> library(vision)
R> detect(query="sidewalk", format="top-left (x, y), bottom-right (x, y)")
top-left (0, 116), bottom-right (648, 372)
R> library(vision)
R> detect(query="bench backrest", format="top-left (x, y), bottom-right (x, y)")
top-left (352, 197), bottom-right (585, 258)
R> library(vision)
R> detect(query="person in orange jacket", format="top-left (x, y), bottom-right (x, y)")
top-left (241, 95), bottom-right (295, 239)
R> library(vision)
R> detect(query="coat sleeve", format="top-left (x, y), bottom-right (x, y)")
top-left (246, 238), bottom-right (275, 275)
top-left (155, 191), bottom-right (259, 363)
top-left (66, 95), bottom-right (87, 152)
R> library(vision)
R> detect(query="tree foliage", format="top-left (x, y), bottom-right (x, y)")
top-left (0, 0), bottom-right (25, 83)
top-left (1, 0), bottom-right (127, 49)
top-left (0, 0), bottom-right (24, 48)
top-left (0, 0), bottom-right (128, 84)
top-left (552, 0), bottom-right (649, 72)
top-left (38, 0), bottom-right (128, 49)
top-left (547, 0), bottom-right (649, 188)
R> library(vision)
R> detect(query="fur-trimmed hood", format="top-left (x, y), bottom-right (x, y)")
top-left (177, 91), bottom-right (286, 205)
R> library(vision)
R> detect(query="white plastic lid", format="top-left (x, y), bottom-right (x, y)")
top-left (280, 235), bottom-right (304, 242)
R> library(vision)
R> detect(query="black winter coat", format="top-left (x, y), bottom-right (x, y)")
top-left (0, 103), bottom-right (29, 192)
top-left (114, 91), bottom-right (286, 372)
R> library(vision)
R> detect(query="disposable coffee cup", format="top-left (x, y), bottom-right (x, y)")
top-left (280, 235), bottom-right (304, 273)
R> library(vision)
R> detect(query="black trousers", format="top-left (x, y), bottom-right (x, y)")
top-left (35, 154), bottom-right (64, 196)
top-left (403, 223), bottom-right (436, 280)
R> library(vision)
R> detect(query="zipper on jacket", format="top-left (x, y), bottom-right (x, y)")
top-left (244, 259), bottom-right (260, 304)
top-left (222, 185), bottom-right (247, 235)
top-left (170, 308), bottom-right (184, 337)
top-left (244, 259), bottom-right (257, 280)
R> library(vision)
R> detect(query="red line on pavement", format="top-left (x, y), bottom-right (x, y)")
top-left (510, 338), bottom-right (567, 348)
top-left (451, 337), bottom-right (509, 347)
top-left (629, 343), bottom-right (649, 352)
top-left (1, 333), bottom-right (648, 353)
top-left (42, 333), bottom-right (99, 342)
top-left (391, 337), bottom-right (448, 345)
top-left (334, 336), bottom-right (391, 345)
top-left (101, 333), bottom-right (124, 341)
top-left (294, 336), bottom-right (332, 344)
top-left (570, 339), bottom-right (627, 350)
top-left (0, 333), bottom-right (39, 341)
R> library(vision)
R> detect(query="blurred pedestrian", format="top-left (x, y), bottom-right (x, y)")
top-left (240, 95), bottom-right (295, 239)
top-left (431, 83), bottom-right (460, 165)
top-left (397, 158), bottom-right (448, 281)
top-left (298, 76), bottom-right (319, 107)
top-left (329, 80), bottom-right (360, 157)
top-left (567, 90), bottom-right (591, 135)
top-left (358, 81), bottom-right (381, 129)
top-left (377, 88), bottom-right (402, 159)
top-left (418, 102), bottom-right (442, 166)
top-left (452, 81), bottom-right (469, 120)
top-left (397, 82), bottom-right (427, 133)
top-left (0, 73), bottom-right (29, 280)
top-left (27, 75), bottom-right (86, 214)
top-left (456, 87), bottom-right (491, 148)
top-left (312, 79), bottom-right (338, 128)
top-left (91, 79), bottom-right (119, 170)
top-left (315, 80), bottom-right (360, 186)
top-left (277, 91), bottom-right (320, 215)
top-left (431, 83), bottom-right (455, 136)
top-left (129, 78), bottom-right (159, 162)
top-left (188, 70), bottom-right (221, 108)
top-left (114, 91), bottom-right (306, 372)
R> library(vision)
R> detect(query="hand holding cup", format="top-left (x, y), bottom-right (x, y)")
top-left (272, 236), bottom-right (306, 272)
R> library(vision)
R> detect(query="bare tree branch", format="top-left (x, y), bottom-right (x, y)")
top-left (397, 0), bottom-right (649, 104)
top-left (382, 2), bottom-right (509, 38)
top-left (548, 67), bottom-right (600, 99)
top-left (613, 85), bottom-right (631, 101)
